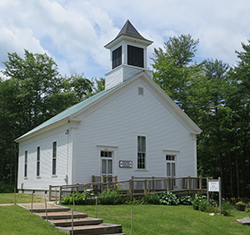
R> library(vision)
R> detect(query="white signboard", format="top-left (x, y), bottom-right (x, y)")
top-left (119, 160), bottom-right (133, 168)
top-left (207, 178), bottom-right (222, 214)
top-left (208, 180), bottom-right (219, 192)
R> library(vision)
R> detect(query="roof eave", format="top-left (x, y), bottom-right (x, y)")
top-left (105, 34), bottom-right (153, 49)
top-left (15, 117), bottom-right (81, 143)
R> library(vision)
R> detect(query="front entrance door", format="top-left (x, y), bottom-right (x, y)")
top-left (166, 155), bottom-right (176, 189)
top-left (101, 151), bottom-right (113, 182)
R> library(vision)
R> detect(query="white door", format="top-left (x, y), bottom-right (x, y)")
top-left (166, 155), bottom-right (176, 188)
top-left (101, 151), bottom-right (113, 182)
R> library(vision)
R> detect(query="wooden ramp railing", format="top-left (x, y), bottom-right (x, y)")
top-left (49, 176), bottom-right (210, 201)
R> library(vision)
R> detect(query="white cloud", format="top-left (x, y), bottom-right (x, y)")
top-left (1, 0), bottom-right (250, 78)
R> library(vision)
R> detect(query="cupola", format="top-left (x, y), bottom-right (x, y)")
top-left (104, 20), bottom-right (153, 90)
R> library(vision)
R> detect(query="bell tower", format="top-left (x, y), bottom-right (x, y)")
top-left (105, 20), bottom-right (153, 90)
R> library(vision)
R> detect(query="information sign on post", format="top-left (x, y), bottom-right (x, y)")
top-left (208, 180), bottom-right (220, 192)
top-left (207, 177), bottom-right (222, 214)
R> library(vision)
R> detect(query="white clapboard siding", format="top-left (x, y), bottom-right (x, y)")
top-left (72, 75), bottom-right (197, 184)
top-left (17, 73), bottom-right (200, 191)
top-left (17, 125), bottom-right (73, 190)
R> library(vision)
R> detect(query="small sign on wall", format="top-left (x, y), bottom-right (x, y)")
top-left (119, 160), bottom-right (133, 168)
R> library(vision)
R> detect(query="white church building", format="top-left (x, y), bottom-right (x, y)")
top-left (16, 20), bottom-right (201, 194)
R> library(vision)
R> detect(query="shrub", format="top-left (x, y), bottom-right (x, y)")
top-left (222, 200), bottom-right (233, 216)
top-left (193, 198), bottom-right (200, 210)
top-left (141, 192), bottom-right (160, 205)
top-left (127, 197), bottom-right (142, 205)
top-left (0, 182), bottom-right (16, 193)
top-left (159, 191), bottom-right (179, 205)
top-left (61, 190), bottom-right (95, 205)
top-left (198, 199), bottom-right (208, 211)
top-left (192, 194), bottom-right (232, 216)
top-left (98, 189), bottom-right (122, 205)
top-left (178, 195), bottom-right (193, 205)
top-left (193, 194), bottom-right (207, 210)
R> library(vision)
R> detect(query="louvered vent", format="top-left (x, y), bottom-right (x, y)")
top-left (127, 45), bottom-right (144, 68)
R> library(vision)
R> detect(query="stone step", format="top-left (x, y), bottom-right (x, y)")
top-left (57, 223), bottom-right (123, 235)
top-left (237, 217), bottom-right (250, 225)
top-left (34, 211), bottom-right (88, 220)
top-left (49, 217), bottom-right (103, 227)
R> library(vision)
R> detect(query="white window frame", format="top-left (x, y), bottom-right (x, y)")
top-left (163, 150), bottom-right (179, 178)
top-left (52, 141), bottom-right (57, 175)
top-left (37, 146), bottom-right (40, 177)
top-left (100, 150), bottom-right (113, 182)
top-left (138, 87), bottom-right (144, 95)
top-left (96, 145), bottom-right (118, 180)
top-left (24, 150), bottom-right (28, 178)
top-left (137, 135), bottom-right (146, 170)
top-left (166, 155), bottom-right (176, 177)
top-left (100, 151), bottom-right (113, 173)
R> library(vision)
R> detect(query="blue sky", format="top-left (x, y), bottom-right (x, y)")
top-left (1, 0), bottom-right (250, 79)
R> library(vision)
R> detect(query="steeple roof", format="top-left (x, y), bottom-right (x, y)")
top-left (105, 20), bottom-right (153, 48)
top-left (117, 20), bottom-right (147, 40)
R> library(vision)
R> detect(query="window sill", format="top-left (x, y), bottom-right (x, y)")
top-left (134, 169), bottom-right (148, 172)
top-left (51, 175), bottom-right (58, 178)
top-left (24, 177), bottom-right (28, 180)
top-left (36, 176), bottom-right (41, 179)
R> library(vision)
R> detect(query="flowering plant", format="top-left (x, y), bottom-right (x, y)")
top-left (236, 201), bottom-right (245, 206)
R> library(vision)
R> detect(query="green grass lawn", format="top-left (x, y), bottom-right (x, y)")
top-left (0, 206), bottom-right (66, 235)
top-left (0, 193), bottom-right (44, 204)
top-left (0, 193), bottom-right (250, 235)
top-left (69, 204), bottom-right (250, 235)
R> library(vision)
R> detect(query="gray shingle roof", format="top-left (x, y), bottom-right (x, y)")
top-left (105, 20), bottom-right (153, 48)
top-left (116, 20), bottom-right (148, 41)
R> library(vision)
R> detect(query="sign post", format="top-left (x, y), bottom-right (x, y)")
top-left (207, 177), bottom-right (222, 214)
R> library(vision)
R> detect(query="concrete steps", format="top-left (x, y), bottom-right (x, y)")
top-left (20, 203), bottom-right (126, 235)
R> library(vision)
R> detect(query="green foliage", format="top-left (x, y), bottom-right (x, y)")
top-left (127, 197), bottom-right (142, 205)
top-left (192, 194), bottom-right (232, 216)
top-left (193, 194), bottom-right (207, 210)
top-left (0, 50), bottom-right (103, 186)
top-left (98, 189), bottom-right (122, 205)
top-left (178, 195), bottom-right (194, 205)
top-left (221, 200), bottom-right (233, 216)
top-left (141, 192), bottom-right (160, 205)
top-left (61, 190), bottom-right (95, 205)
top-left (159, 191), bottom-right (180, 205)
top-left (0, 182), bottom-right (16, 193)
top-left (152, 33), bottom-right (250, 198)
top-left (199, 198), bottom-right (208, 211)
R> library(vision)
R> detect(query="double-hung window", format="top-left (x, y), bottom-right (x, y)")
top-left (166, 155), bottom-right (176, 177)
top-left (166, 155), bottom-right (176, 188)
top-left (37, 147), bottom-right (40, 177)
top-left (24, 151), bottom-right (28, 177)
top-left (137, 136), bottom-right (146, 169)
top-left (52, 142), bottom-right (57, 175)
